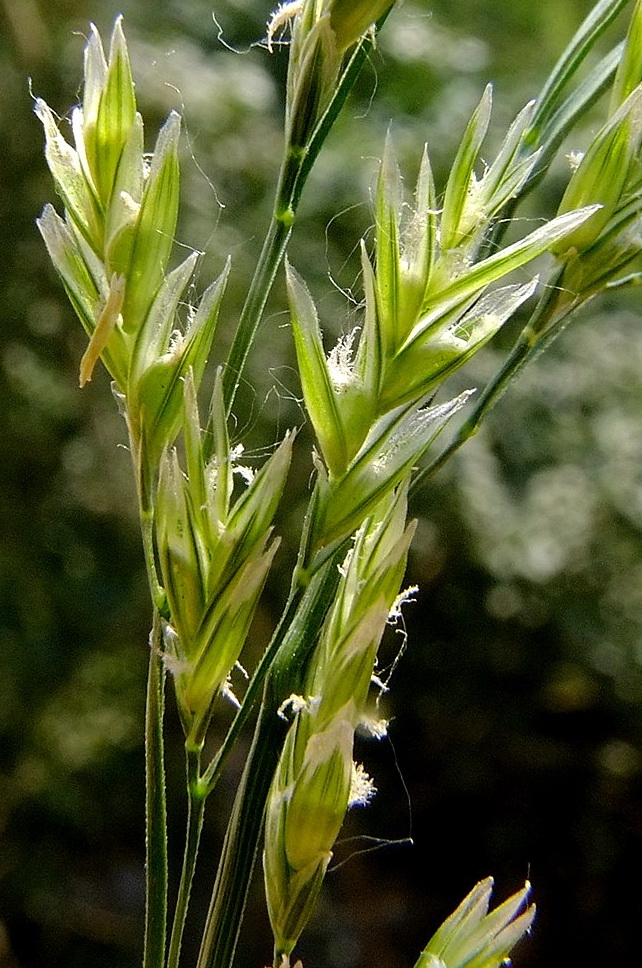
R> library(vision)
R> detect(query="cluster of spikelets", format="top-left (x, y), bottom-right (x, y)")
top-left (285, 0), bottom-right (642, 562)
top-left (35, 2), bottom-right (642, 968)
top-left (268, 0), bottom-right (392, 149)
top-left (264, 482), bottom-right (415, 962)
top-left (35, 19), bottom-right (231, 471)
top-left (156, 371), bottom-right (295, 747)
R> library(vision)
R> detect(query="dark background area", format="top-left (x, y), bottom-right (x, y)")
top-left (1, 1), bottom-right (641, 966)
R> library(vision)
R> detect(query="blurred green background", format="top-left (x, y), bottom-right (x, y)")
top-left (1, 1), bottom-right (641, 966)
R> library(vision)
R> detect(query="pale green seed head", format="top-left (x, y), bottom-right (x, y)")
top-left (273, 0), bottom-right (394, 151)
top-left (155, 376), bottom-right (290, 744)
top-left (158, 448), bottom-right (282, 744)
top-left (36, 19), bottom-right (206, 398)
top-left (374, 101), bottom-right (541, 363)
top-left (416, 879), bottom-right (535, 968)
top-left (183, 537), bottom-right (280, 745)
top-left (265, 480), bottom-right (415, 959)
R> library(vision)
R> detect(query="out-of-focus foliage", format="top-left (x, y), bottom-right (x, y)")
top-left (1, 1), bottom-right (641, 968)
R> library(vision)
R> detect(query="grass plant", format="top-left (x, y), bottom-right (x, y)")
top-left (34, 1), bottom-right (642, 966)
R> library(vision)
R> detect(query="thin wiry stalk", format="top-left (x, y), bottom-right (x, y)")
top-left (166, 748), bottom-right (206, 968)
top-left (222, 205), bottom-right (293, 417)
top-left (143, 614), bottom-right (168, 968)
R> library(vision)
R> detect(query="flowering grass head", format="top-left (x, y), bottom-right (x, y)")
top-left (156, 371), bottom-right (293, 746)
top-left (36, 19), bottom-right (229, 474)
top-left (286, 96), bottom-right (600, 558)
top-left (415, 879), bottom-right (535, 968)
top-left (269, 0), bottom-right (395, 152)
top-left (264, 484), bottom-right (414, 963)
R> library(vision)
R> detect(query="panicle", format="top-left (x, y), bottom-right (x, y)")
top-left (268, 1), bottom-right (396, 152)
top-left (415, 878), bottom-right (535, 968)
top-left (36, 19), bottom-right (228, 469)
top-left (264, 485), bottom-right (414, 963)
top-left (286, 96), bottom-right (598, 554)
top-left (156, 372), bottom-right (294, 747)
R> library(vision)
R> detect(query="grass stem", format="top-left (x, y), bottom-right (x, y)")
top-left (143, 616), bottom-right (168, 968)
